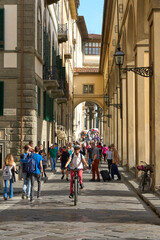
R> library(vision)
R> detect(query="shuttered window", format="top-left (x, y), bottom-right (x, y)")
top-left (38, 87), bottom-right (41, 117)
top-left (0, 9), bottom-right (4, 50)
top-left (43, 91), bottom-right (53, 122)
top-left (0, 82), bottom-right (4, 116)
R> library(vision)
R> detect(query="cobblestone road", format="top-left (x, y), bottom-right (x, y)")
top-left (0, 164), bottom-right (160, 240)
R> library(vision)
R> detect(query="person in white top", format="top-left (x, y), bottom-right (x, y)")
top-left (105, 145), bottom-right (113, 174)
top-left (65, 145), bottom-right (88, 198)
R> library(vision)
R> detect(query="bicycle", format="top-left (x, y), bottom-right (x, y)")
top-left (137, 161), bottom-right (153, 192)
top-left (72, 168), bottom-right (80, 206)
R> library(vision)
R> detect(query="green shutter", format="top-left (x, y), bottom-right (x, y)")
top-left (0, 82), bottom-right (4, 116)
top-left (0, 9), bottom-right (4, 50)
top-left (38, 87), bottom-right (41, 117)
top-left (43, 91), bottom-right (53, 122)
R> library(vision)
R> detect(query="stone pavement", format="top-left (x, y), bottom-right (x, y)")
top-left (0, 163), bottom-right (160, 240)
top-left (120, 167), bottom-right (160, 218)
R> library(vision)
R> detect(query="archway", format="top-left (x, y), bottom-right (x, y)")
top-left (73, 101), bottom-right (104, 141)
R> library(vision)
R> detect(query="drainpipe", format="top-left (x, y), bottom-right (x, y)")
top-left (20, 0), bottom-right (24, 153)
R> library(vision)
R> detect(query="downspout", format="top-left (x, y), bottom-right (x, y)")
top-left (21, 0), bottom-right (24, 153)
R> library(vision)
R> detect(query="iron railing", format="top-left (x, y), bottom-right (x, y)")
top-left (58, 24), bottom-right (67, 35)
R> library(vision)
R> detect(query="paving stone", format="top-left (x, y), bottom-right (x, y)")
top-left (0, 163), bottom-right (160, 239)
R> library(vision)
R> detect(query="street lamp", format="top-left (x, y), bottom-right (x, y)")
top-left (114, 48), bottom-right (125, 66)
top-left (104, 94), bottom-right (121, 109)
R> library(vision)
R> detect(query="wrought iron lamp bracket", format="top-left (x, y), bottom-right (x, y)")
top-left (122, 66), bottom-right (153, 77)
top-left (108, 104), bottom-right (121, 109)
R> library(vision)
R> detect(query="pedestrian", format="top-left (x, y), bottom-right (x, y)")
top-left (42, 152), bottom-right (48, 181)
top-left (60, 146), bottom-right (69, 181)
top-left (105, 145), bottom-right (113, 174)
top-left (90, 142), bottom-right (100, 182)
top-left (81, 143), bottom-right (86, 156)
top-left (110, 144), bottom-right (121, 180)
top-left (39, 144), bottom-right (45, 155)
top-left (3, 154), bottom-right (16, 200)
top-left (102, 144), bottom-right (108, 163)
top-left (49, 144), bottom-right (58, 172)
top-left (87, 145), bottom-right (93, 173)
top-left (97, 142), bottom-right (103, 160)
top-left (28, 141), bottom-right (34, 153)
top-left (20, 145), bottom-right (31, 199)
top-left (30, 146), bottom-right (43, 203)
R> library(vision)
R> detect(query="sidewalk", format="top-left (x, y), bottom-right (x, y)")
top-left (120, 166), bottom-right (160, 218)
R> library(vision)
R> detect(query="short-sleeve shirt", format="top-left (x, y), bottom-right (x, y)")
top-left (92, 147), bottom-right (100, 160)
top-left (70, 153), bottom-right (84, 169)
top-left (33, 153), bottom-right (43, 175)
top-left (49, 148), bottom-right (58, 158)
top-left (106, 150), bottom-right (113, 160)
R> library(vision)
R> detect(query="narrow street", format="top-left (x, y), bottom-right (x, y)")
top-left (0, 163), bottom-right (160, 240)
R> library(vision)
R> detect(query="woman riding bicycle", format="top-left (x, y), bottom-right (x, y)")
top-left (65, 144), bottom-right (88, 198)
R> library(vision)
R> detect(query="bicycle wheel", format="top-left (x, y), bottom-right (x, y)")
top-left (139, 175), bottom-right (145, 192)
top-left (74, 178), bottom-right (78, 206)
top-left (143, 175), bottom-right (152, 192)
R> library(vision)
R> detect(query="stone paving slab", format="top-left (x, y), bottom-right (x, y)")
top-left (0, 163), bottom-right (160, 239)
top-left (120, 167), bottom-right (160, 218)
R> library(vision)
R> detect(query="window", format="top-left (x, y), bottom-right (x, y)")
top-left (83, 85), bottom-right (94, 94)
top-left (85, 42), bottom-right (101, 55)
top-left (0, 9), bottom-right (4, 50)
top-left (43, 91), bottom-right (53, 122)
top-left (37, 8), bottom-right (42, 56)
top-left (0, 82), bottom-right (4, 116)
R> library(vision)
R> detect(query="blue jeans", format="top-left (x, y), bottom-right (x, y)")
top-left (22, 172), bottom-right (31, 198)
top-left (51, 157), bottom-right (56, 171)
top-left (88, 158), bottom-right (93, 170)
top-left (111, 163), bottom-right (121, 180)
top-left (4, 179), bottom-right (13, 198)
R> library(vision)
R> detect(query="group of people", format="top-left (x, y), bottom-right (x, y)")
top-left (2, 139), bottom-right (121, 202)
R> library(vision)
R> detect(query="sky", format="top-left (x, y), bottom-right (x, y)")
top-left (78, 0), bottom-right (104, 35)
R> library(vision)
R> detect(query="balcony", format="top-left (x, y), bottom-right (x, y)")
top-left (58, 24), bottom-right (68, 43)
top-left (51, 89), bottom-right (64, 98)
top-left (64, 45), bottom-right (72, 59)
top-left (46, 0), bottom-right (60, 5)
top-left (43, 66), bottom-right (59, 90)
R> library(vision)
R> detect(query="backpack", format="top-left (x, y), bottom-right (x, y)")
top-left (3, 166), bottom-right (13, 180)
top-left (24, 153), bottom-right (36, 174)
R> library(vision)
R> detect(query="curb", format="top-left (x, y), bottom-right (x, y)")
top-left (120, 169), bottom-right (160, 218)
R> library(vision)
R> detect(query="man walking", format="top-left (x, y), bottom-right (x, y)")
top-left (111, 144), bottom-right (121, 180)
top-left (30, 146), bottom-right (43, 203)
top-left (49, 144), bottom-right (58, 172)
top-left (90, 142), bottom-right (100, 182)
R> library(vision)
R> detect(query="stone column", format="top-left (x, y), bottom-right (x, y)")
top-left (126, 65), bottom-right (136, 169)
top-left (149, 1), bottom-right (160, 189)
top-left (86, 113), bottom-right (90, 130)
top-left (121, 73), bottom-right (127, 166)
top-left (135, 43), bottom-right (150, 168)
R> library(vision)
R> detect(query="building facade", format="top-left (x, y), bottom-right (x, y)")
top-left (100, 0), bottom-right (160, 190)
top-left (0, 0), bottom-right (81, 188)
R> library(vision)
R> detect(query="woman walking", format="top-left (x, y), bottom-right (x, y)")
top-left (3, 154), bottom-right (16, 200)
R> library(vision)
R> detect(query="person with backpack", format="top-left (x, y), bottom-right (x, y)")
top-left (30, 146), bottom-right (43, 203)
top-left (110, 144), bottom-right (121, 180)
top-left (20, 145), bottom-right (31, 199)
top-left (65, 145), bottom-right (88, 199)
top-left (3, 154), bottom-right (16, 200)
top-left (60, 146), bottom-right (69, 181)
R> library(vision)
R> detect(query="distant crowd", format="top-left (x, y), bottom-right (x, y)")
top-left (2, 139), bottom-right (121, 202)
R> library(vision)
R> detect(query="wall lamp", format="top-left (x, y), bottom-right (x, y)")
top-left (104, 94), bottom-right (121, 109)
top-left (114, 48), bottom-right (153, 77)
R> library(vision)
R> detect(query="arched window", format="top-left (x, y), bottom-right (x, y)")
top-left (37, 7), bottom-right (42, 56)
